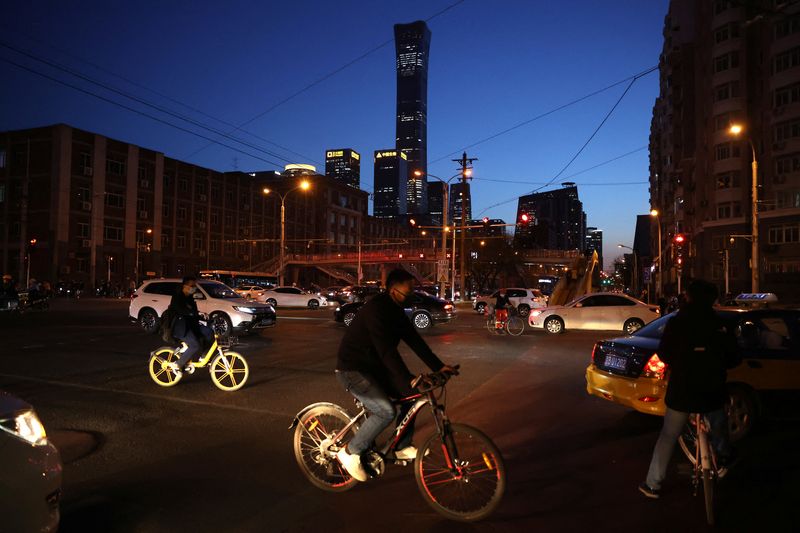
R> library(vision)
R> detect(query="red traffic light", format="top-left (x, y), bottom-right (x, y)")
top-left (409, 218), bottom-right (416, 226)
top-left (520, 213), bottom-right (530, 223)
top-left (482, 217), bottom-right (489, 224)
top-left (674, 233), bottom-right (685, 244)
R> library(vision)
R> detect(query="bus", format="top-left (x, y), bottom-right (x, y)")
top-left (199, 270), bottom-right (277, 289)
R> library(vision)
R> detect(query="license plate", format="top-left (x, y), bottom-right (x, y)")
top-left (604, 355), bottom-right (627, 371)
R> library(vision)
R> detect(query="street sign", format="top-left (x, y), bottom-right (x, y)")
top-left (437, 259), bottom-right (448, 282)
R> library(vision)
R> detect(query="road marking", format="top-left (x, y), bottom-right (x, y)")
top-left (0, 373), bottom-right (288, 417)
top-left (21, 344), bottom-right (46, 349)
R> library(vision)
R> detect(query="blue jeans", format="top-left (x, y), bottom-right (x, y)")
top-left (336, 370), bottom-right (413, 455)
top-left (646, 407), bottom-right (730, 490)
top-left (176, 325), bottom-right (213, 368)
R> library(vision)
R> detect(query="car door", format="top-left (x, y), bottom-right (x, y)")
top-left (601, 295), bottom-right (638, 330)
top-left (506, 289), bottom-right (526, 308)
top-left (565, 295), bottom-right (605, 329)
top-left (729, 311), bottom-right (800, 417)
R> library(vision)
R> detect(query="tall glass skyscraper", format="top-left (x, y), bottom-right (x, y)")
top-left (325, 148), bottom-right (360, 188)
top-left (394, 21), bottom-right (430, 215)
top-left (373, 150), bottom-right (408, 218)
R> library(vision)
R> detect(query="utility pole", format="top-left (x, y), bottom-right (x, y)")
top-left (452, 152), bottom-right (477, 301)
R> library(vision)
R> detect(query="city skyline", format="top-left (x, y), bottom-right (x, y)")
top-left (1, 0), bottom-right (666, 269)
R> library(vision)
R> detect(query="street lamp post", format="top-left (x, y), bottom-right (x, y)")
top-left (263, 180), bottom-right (311, 286)
top-left (650, 209), bottom-right (662, 298)
top-left (729, 123), bottom-right (759, 292)
top-left (618, 244), bottom-right (638, 296)
top-left (106, 256), bottom-right (113, 284)
top-left (134, 228), bottom-right (152, 287)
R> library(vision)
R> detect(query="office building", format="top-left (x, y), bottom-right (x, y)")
top-left (650, 0), bottom-right (800, 300)
top-left (373, 149), bottom-right (407, 218)
top-left (514, 183), bottom-right (587, 250)
top-left (585, 227), bottom-right (604, 270)
top-left (394, 21), bottom-right (431, 214)
top-left (450, 181), bottom-right (471, 226)
top-left (325, 148), bottom-right (360, 188)
top-left (427, 181), bottom-right (447, 226)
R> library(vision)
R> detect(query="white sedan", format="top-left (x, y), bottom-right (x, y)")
top-left (262, 286), bottom-right (328, 309)
top-left (528, 292), bottom-right (659, 335)
top-left (234, 285), bottom-right (268, 300)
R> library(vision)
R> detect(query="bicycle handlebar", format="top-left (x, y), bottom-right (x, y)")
top-left (411, 364), bottom-right (460, 391)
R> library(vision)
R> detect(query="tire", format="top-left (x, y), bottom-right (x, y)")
top-left (342, 312), bottom-right (357, 327)
top-left (412, 311), bottom-right (432, 331)
top-left (210, 351), bottom-right (249, 391)
top-left (292, 405), bottom-right (359, 492)
top-left (308, 299), bottom-right (320, 309)
top-left (148, 347), bottom-right (183, 387)
top-left (210, 312), bottom-right (232, 338)
top-left (544, 316), bottom-right (564, 334)
top-left (475, 303), bottom-right (487, 314)
top-left (486, 317), bottom-right (499, 334)
top-left (624, 318), bottom-right (645, 335)
top-left (517, 304), bottom-right (530, 317)
top-left (703, 468), bottom-right (715, 526)
top-left (266, 298), bottom-right (277, 307)
top-left (139, 308), bottom-right (160, 334)
top-left (678, 420), bottom-right (729, 478)
top-left (506, 316), bottom-right (525, 336)
top-left (726, 386), bottom-right (756, 442)
top-left (415, 423), bottom-right (506, 522)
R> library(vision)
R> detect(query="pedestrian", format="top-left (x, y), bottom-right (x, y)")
top-left (334, 268), bottom-right (456, 482)
top-left (639, 279), bottom-right (741, 499)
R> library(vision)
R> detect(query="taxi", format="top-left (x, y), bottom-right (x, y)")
top-left (585, 306), bottom-right (800, 440)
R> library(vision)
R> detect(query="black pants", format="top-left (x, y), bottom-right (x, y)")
top-left (176, 325), bottom-right (213, 368)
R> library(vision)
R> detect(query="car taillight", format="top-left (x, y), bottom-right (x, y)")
top-left (591, 343), bottom-right (600, 363)
top-left (643, 353), bottom-right (666, 380)
top-left (444, 304), bottom-right (453, 311)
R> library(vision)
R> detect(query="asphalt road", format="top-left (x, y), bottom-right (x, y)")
top-left (1, 299), bottom-right (798, 532)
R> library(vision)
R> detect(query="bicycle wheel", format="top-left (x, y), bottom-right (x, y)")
top-left (148, 347), bottom-right (183, 387)
top-left (210, 351), bottom-right (249, 391)
top-left (505, 316), bottom-right (524, 336)
top-left (678, 422), bottom-right (728, 477)
top-left (293, 405), bottom-right (359, 492)
top-left (415, 423), bottom-right (506, 522)
top-left (485, 317), bottom-right (499, 334)
top-left (703, 468), bottom-right (715, 525)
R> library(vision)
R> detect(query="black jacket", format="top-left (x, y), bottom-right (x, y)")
top-left (336, 292), bottom-right (444, 395)
top-left (168, 289), bottom-right (201, 339)
top-left (658, 305), bottom-right (741, 413)
top-left (495, 294), bottom-right (511, 309)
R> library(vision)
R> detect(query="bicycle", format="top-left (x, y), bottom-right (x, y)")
top-left (289, 366), bottom-right (506, 522)
top-left (677, 413), bottom-right (727, 526)
top-left (486, 306), bottom-right (525, 336)
top-left (148, 333), bottom-right (249, 392)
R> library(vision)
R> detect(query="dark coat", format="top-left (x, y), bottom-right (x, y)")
top-left (168, 289), bottom-right (201, 339)
top-left (336, 292), bottom-right (444, 395)
top-left (658, 304), bottom-right (741, 413)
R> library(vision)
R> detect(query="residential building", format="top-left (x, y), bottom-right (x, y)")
top-left (373, 149), bottom-right (408, 218)
top-left (325, 148), bottom-right (360, 188)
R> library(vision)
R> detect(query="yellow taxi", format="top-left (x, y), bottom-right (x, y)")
top-left (585, 308), bottom-right (800, 440)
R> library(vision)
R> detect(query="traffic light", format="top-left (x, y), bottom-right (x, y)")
top-left (673, 233), bottom-right (687, 269)
top-left (519, 213), bottom-right (531, 224)
top-left (409, 218), bottom-right (416, 227)
top-left (482, 216), bottom-right (489, 224)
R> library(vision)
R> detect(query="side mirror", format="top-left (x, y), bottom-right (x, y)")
top-left (193, 291), bottom-right (205, 300)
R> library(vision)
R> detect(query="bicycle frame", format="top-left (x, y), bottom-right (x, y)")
top-left (173, 338), bottom-right (223, 369)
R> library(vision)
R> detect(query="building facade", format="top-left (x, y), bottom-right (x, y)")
top-left (427, 181), bottom-right (447, 226)
top-left (585, 226), bottom-right (604, 271)
top-left (394, 21), bottom-right (431, 214)
top-left (650, 0), bottom-right (800, 300)
top-left (325, 148), bottom-right (360, 188)
top-left (450, 181), bottom-right (471, 226)
top-left (514, 184), bottom-right (587, 251)
top-left (373, 149), bottom-right (408, 218)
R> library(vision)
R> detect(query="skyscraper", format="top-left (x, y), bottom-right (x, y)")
top-left (427, 181), bottom-right (447, 226)
top-left (585, 227), bottom-right (604, 270)
top-left (450, 181), bottom-right (471, 226)
top-left (514, 183), bottom-right (587, 250)
top-left (373, 150), bottom-right (407, 218)
top-left (394, 21), bottom-right (431, 214)
top-left (325, 149), bottom-right (361, 188)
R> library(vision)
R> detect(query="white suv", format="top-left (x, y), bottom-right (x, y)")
top-left (129, 279), bottom-right (276, 337)
top-left (473, 288), bottom-right (548, 317)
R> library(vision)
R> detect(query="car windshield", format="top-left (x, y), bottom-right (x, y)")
top-left (199, 282), bottom-right (239, 299)
top-left (633, 313), bottom-right (675, 339)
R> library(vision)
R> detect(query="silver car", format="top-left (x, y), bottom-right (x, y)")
top-left (0, 391), bottom-right (62, 532)
top-left (528, 292), bottom-right (659, 334)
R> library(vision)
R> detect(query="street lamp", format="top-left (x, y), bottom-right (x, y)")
top-left (106, 255), bottom-right (114, 284)
top-left (134, 228), bottom-right (152, 287)
top-left (650, 209), bottom-right (662, 299)
top-left (728, 123), bottom-right (759, 292)
top-left (618, 244), bottom-right (638, 296)
top-left (263, 179), bottom-right (311, 286)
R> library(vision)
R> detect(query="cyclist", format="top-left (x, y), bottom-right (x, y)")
top-left (491, 289), bottom-right (512, 328)
top-left (167, 276), bottom-right (213, 376)
top-left (639, 279), bottom-right (740, 499)
top-left (335, 269), bottom-right (457, 482)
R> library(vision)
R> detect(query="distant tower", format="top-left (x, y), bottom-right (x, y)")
top-left (373, 150), bottom-right (408, 218)
top-left (394, 21), bottom-right (431, 214)
top-left (325, 149), bottom-right (361, 188)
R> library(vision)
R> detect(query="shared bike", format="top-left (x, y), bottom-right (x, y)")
top-left (148, 333), bottom-right (249, 392)
top-left (289, 366), bottom-right (506, 522)
top-left (678, 413), bottom-right (727, 526)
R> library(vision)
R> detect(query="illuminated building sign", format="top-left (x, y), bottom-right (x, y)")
top-left (326, 150), bottom-right (343, 158)
top-left (352, 152), bottom-right (360, 160)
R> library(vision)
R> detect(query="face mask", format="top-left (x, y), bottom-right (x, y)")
top-left (186, 286), bottom-right (198, 295)
top-left (393, 287), bottom-right (414, 305)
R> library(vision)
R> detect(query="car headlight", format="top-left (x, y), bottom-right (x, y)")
top-left (335, 307), bottom-right (341, 312)
top-left (233, 306), bottom-right (259, 314)
top-left (0, 410), bottom-right (48, 446)
top-left (530, 310), bottom-right (543, 317)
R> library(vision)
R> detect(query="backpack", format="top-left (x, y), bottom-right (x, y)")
top-left (159, 309), bottom-right (176, 343)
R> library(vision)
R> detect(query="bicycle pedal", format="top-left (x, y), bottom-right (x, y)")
top-left (393, 459), bottom-right (409, 467)
top-left (185, 364), bottom-right (196, 375)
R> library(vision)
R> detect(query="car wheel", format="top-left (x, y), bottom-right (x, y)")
top-left (308, 299), bottom-right (320, 309)
top-left (544, 316), bottom-right (564, 334)
top-left (727, 385), bottom-right (757, 442)
top-left (343, 312), bottom-right (356, 327)
top-left (623, 318), bottom-right (645, 335)
top-left (476, 303), bottom-right (487, 314)
top-left (139, 308), bottom-right (160, 334)
top-left (413, 311), bottom-right (433, 331)
top-left (266, 298), bottom-right (277, 307)
top-left (210, 312), bottom-right (233, 338)
top-left (517, 304), bottom-right (530, 317)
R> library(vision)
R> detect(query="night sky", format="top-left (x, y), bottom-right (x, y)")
top-left (1, 0), bottom-right (668, 269)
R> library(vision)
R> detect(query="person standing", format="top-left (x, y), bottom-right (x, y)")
top-left (639, 279), bottom-right (740, 498)
top-left (334, 269), bottom-right (456, 481)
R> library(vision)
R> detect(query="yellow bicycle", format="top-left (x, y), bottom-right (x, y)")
top-left (148, 335), bottom-right (249, 392)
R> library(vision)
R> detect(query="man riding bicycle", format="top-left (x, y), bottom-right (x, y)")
top-left (335, 269), bottom-right (456, 482)
top-left (168, 276), bottom-right (213, 376)
top-left (491, 289), bottom-right (512, 327)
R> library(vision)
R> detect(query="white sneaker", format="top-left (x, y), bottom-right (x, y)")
top-left (395, 446), bottom-right (418, 460)
top-left (336, 448), bottom-right (368, 482)
top-left (167, 362), bottom-right (182, 376)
